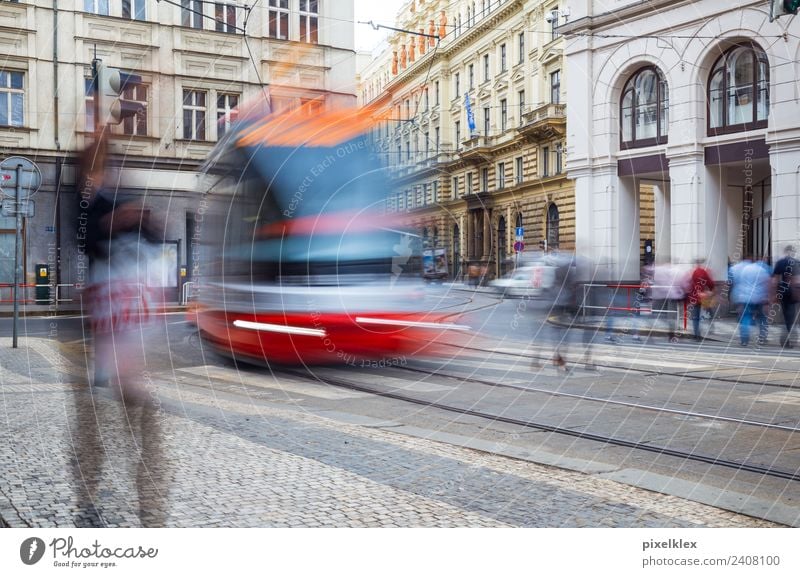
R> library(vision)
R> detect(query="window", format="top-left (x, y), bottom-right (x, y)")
top-left (435, 80), bottom-right (440, 105)
top-left (481, 167), bottom-right (488, 191)
top-left (299, 0), bottom-right (319, 44)
top-left (455, 120), bottom-right (461, 148)
top-left (405, 137), bottom-right (411, 160)
top-left (469, 64), bottom-right (474, 90)
top-left (518, 32), bottom-right (525, 64)
top-left (122, 0), bottom-right (146, 20)
top-left (0, 71), bottom-right (24, 127)
top-left (84, 0), bottom-right (109, 15)
top-left (483, 106), bottom-right (490, 135)
top-left (550, 70), bottom-right (561, 104)
top-left (433, 181), bottom-right (439, 203)
top-left (500, 99), bottom-right (507, 131)
top-left (216, 93), bottom-right (239, 138)
top-left (518, 89), bottom-right (525, 124)
top-left (467, 172), bottom-right (473, 194)
top-left (708, 43), bottom-right (769, 135)
top-left (215, 3), bottom-right (237, 33)
top-left (483, 54), bottom-right (490, 81)
top-left (183, 89), bottom-right (206, 140)
top-left (497, 162), bottom-right (505, 190)
top-left (454, 73), bottom-right (460, 98)
top-left (452, 176), bottom-right (459, 199)
top-left (546, 203), bottom-right (559, 249)
top-left (268, 0), bottom-right (289, 39)
top-left (122, 83), bottom-right (147, 136)
top-left (84, 77), bottom-right (95, 132)
top-left (555, 143), bottom-right (563, 174)
top-left (435, 127), bottom-right (440, 152)
top-left (424, 131), bottom-right (429, 156)
top-left (541, 146), bottom-right (549, 176)
top-left (182, 0), bottom-right (203, 28)
top-left (621, 66), bottom-right (669, 148)
top-left (424, 87), bottom-right (429, 111)
top-left (396, 145), bottom-right (401, 164)
top-left (550, 7), bottom-right (560, 41)
top-left (515, 156), bottom-right (523, 184)
top-left (405, 98), bottom-right (410, 119)
top-left (500, 44), bottom-right (507, 72)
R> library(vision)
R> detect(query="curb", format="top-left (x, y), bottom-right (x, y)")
top-left (545, 314), bottom-right (728, 343)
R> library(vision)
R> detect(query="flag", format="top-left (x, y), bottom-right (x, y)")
top-left (464, 92), bottom-right (476, 135)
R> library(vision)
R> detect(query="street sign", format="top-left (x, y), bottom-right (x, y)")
top-left (515, 227), bottom-right (524, 238)
top-left (1, 199), bottom-right (34, 218)
top-left (513, 241), bottom-right (524, 253)
top-left (0, 156), bottom-right (41, 198)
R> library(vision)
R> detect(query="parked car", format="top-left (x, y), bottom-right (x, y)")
top-left (489, 264), bottom-right (557, 298)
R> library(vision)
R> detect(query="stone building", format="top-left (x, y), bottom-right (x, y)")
top-left (562, 0), bottom-right (800, 281)
top-left (0, 0), bottom-right (355, 303)
top-left (359, 0), bottom-right (574, 281)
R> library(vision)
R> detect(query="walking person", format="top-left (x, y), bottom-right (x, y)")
top-left (772, 245), bottom-right (799, 348)
top-left (730, 255), bottom-right (770, 346)
top-left (71, 131), bottom-right (169, 527)
top-left (686, 258), bottom-right (715, 341)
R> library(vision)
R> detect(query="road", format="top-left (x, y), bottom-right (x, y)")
top-left (0, 288), bottom-right (797, 527)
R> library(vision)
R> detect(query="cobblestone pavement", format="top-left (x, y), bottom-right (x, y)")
top-left (0, 337), bottom-right (781, 528)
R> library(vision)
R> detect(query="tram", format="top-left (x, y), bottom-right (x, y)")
top-left (193, 101), bottom-right (465, 365)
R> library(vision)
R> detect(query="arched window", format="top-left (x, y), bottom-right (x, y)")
top-left (620, 66), bottom-right (668, 149)
top-left (546, 203), bottom-right (559, 250)
top-left (708, 43), bottom-right (769, 135)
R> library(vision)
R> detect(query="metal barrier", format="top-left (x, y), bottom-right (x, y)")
top-left (56, 283), bottom-right (77, 304)
top-left (181, 281), bottom-right (196, 305)
top-left (0, 283), bottom-right (37, 303)
top-left (580, 282), bottom-right (688, 330)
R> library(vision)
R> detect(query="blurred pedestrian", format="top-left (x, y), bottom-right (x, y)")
top-left (772, 245), bottom-right (799, 348)
top-left (686, 258), bottom-right (715, 341)
top-left (730, 255), bottom-right (770, 346)
top-left (71, 131), bottom-right (168, 527)
top-left (651, 263), bottom-right (688, 341)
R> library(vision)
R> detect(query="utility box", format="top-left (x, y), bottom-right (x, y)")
top-left (35, 263), bottom-right (50, 304)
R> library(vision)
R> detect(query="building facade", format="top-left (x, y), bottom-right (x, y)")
top-left (0, 0), bottom-right (355, 303)
top-left (562, 0), bottom-right (800, 281)
top-left (359, 0), bottom-right (574, 281)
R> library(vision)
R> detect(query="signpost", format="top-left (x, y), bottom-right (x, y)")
top-left (0, 156), bottom-right (41, 348)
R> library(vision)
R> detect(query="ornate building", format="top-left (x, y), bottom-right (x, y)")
top-left (562, 1), bottom-right (800, 281)
top-left (0, 0), bottom-right (354, 302)
top-left (359, 0), bottom-right (574, 281)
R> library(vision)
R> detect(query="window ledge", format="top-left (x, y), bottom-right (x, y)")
top-left (0, 125), bottom-right (35, 133)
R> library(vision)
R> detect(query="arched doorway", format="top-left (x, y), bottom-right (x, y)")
top-left (546, 203), bottom-right (559, 251)
top-left (497, 216), bottom-right (507, 276)
top-left (452, 224), bottom-right (461, 279)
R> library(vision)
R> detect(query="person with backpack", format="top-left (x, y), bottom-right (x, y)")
top-left (686, 258), bottom-right (715, 341)
top-left (772, 245), bottom-right (799, 348)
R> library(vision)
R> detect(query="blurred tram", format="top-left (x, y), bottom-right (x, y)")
top-left (194, 102), bottom-right (465, 365)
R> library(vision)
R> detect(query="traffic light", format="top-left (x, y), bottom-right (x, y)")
top-left (94, 60), bottom-right (146, 126)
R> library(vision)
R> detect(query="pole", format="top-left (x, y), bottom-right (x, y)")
top-left (12, 163), bottom-right (22, 348)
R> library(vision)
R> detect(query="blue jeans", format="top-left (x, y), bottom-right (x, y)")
top-left (689, 302), bottom-right (702, 339)
top-left (739, 303), bottom-right (767, 345)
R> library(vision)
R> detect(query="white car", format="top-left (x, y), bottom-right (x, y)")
top-left (490, 265), bottom-right (557, 298)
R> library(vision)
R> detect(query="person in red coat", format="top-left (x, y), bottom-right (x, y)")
top-left (687, 258), bottom-right (715, 341)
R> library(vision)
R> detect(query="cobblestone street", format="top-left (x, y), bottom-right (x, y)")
top-left (0, 337), bottom-right (781, 528)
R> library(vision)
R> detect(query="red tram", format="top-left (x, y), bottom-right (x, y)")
top-left (193, 103), bottom-right (466, 365)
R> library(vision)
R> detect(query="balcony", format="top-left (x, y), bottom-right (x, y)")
top-left (519, 103), bottom-right (566, 141)
top-left (459, 134), bottom-right (493, 162)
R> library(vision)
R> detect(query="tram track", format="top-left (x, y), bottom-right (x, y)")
top-left (279, 364), bottom-right (800, 484)
top-left (435, 339), bottom-right (800, 391)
